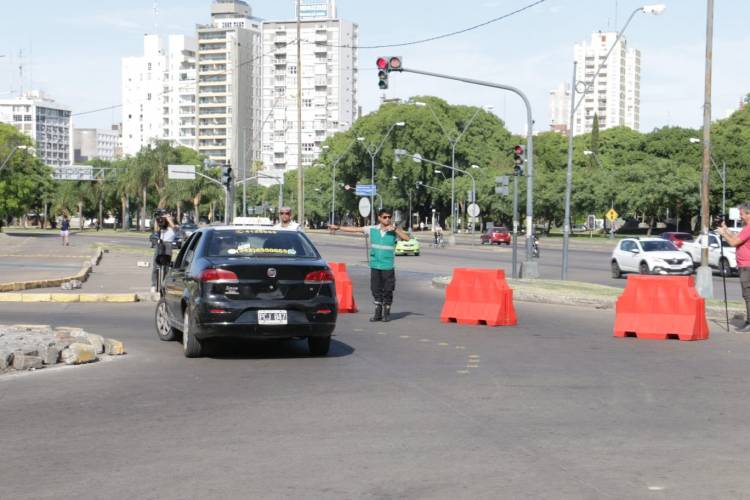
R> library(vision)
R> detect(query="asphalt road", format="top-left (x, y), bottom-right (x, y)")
top-left (1, 263), bottom-right (749, 498)
top-left (70, 230), bottom-right (743, 301)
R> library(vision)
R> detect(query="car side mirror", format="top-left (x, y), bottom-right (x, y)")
top-left (710, 243), bottom-right (720, 248)
top-left (630, 249), bottom-right (640, 254)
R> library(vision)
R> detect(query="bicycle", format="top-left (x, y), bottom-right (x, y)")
top-left (432, 234), bottom-right (446, 249)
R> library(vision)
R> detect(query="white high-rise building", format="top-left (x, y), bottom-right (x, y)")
top-left (548, 82), bottom-right (571, 135)
top-left (569, 31), bottom-right (641, 135)
top-left (73, 128), bottom-right (120, 162)
top-left (0, 91), bottom-right (73, 167)
top-left (122, 34), bottom-right (197, 156)
top-left (196, 0), bottom-right (262, 174)
top-left (259, 0), bottom-right (357, 184)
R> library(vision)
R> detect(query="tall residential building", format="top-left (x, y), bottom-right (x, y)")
top-left (0, 91), bottom-right (73, 167)
top-left (196, 0), bottom-right (262, 174)
top-left (259, 0), bottom-right (357, 184)
top-left (569, 31), bottom-right (641, 135)
top-left (122, 34), bottom-right (197, 156)
top-left (548, 82), bottom-right (571, 135)
top-left (73, 128), bottom-right (120, 162)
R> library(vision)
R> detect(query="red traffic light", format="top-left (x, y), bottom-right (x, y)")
top-left (376, 57), bottom-right (388, 70)
top-left (514, 145), bottom-right (524, 155)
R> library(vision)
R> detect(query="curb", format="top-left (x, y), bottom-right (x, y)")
top-left (431, 276), bottom-right (744, 320)
top-left (0, 246), bottom-right (104, 293)
top-left (0, 293), bottom-right (139, 303)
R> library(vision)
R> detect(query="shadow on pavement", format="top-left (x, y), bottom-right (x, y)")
top-left (185, 337), bottom-right (355, 359)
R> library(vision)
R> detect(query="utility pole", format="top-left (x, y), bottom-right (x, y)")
top-left (696, 0), bottom-right (714, 299)
top-left (296, 2), bottom-right (304, 226)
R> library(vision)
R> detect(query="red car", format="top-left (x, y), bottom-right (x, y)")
top-left (658, 232), bottom-right (694, 249)
top-left (480, 227), bottom-right (511, 245)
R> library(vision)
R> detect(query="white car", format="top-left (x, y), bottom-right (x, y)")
top-left (676, 232), bottom-right (737, 276)
top-left (611, 238), bottom-right (693, 278)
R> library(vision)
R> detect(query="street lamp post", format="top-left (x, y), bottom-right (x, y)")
top-left (414, 101), bottom-right (491, 236)
top-left (320, 137), bottom-right (358, 226)
top-left (0, 144), bottom-right (31, 172)
top-left (358, 122), bottom-right (405, 224)
top-left (561, 4), bottom-right (666, 280)
top-left (400, 150), bottom-right (477, 232)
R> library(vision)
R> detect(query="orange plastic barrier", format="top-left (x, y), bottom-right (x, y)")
top-left (614, 275), bottom-right (709, 341)
top-left (440, 268), bottom-right (517, 326)
top-left (328, 262), bottom-right (358, 313)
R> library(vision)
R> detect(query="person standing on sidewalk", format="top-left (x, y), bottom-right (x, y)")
top-left (329, 208), bottom-right (410, 322)
top-left (60, 215), bottom-right (70, 246)
top-left (273, 206), bottom-right (302, 231)
top-left (718, 203), bottom-right (750, 332)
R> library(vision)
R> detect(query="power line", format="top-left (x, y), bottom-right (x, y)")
top-left (310, 0), bottom-right (548, 49)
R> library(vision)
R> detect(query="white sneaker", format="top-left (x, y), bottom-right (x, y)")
top-left (150, 286), bottom-right (157, 294)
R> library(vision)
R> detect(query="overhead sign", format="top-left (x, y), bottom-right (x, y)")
top-left (168, 164), bottom-right (196, 180)
top-left (52, 165), bottom-right (93, 181)
top-left (606, 208), bottom-right (619, 222)
top-left (358, 197), bottom-right (371, 218)
top-left (467, 203), bottom-right (480, 218)
top-left (355, 184), bottom-right (376, 196)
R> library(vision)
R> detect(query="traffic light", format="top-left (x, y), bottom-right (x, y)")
top-left (376, 56), bottom-right (403, 89)
top-left (513, 145), bottom-right (525, 175)
top-left (221, 164), bottom-right (233, 189)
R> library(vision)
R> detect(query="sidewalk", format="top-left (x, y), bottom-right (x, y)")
top-left (0, 234), bottom-right (154, 302)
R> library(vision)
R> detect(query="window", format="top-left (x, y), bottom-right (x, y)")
top-left (302, 98), bottom-right (312, 108)
top-left (302, 143), bottom-right (314, 152)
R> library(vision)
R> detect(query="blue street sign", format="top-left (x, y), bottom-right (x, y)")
top-left (355, 184), bottom-right (377, 196)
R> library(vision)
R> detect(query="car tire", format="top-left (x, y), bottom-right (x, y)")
top-left (639, 261), bottom-right (650, 275)
top-left (155, 298), bottom-right (179, 341)
top-left (611, 260), bottom-right (622, 279)
top-left (414, 252), bottom-right (420, 256)
top-left (308, 335), bottom-right (331, 356)
top-left (720, 258), bottom-right (732, 277)
top-left (182, 307), bottom-right (204, 358)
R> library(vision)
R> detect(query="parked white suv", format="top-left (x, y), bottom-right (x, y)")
top-left (611, 238), bottom-right (693, 278)
top-left (672, 232), bottom-right (737, 276)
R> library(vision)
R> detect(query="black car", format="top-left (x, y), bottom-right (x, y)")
top-left (154, 227), bottom-right (337, 357)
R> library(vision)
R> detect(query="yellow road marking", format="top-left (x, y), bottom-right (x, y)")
top-left (456, 370), bottom-right (470, 375)
top-left (468, 355), bottom-right (481, 359)
top-left (419, 338), bottom-right (430, 343)
top-left (438, 342), bottom-right (450, 347)
top-left (377, 331), bottom-right (387, 335)
top-left (455, 345), bottom-right (466, 350)
top-left (399, 335), bottom-right (410, 339)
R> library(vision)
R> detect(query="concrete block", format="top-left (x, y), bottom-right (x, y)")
top-left (83, 333), bottom-right (105, 354)
top-left (14, 324), bottom-right (51, 331)
top-left (0, 350), bottom-right (12, 369)
top-left (39, 345), bottom-right (60, 365)
top-left (12, 353), bottom-right (43, 370)
top-left (61, 343), bottom-right (97, 365)
top-left (104, 339), bottom-right (125, 355)
top-left (105, 294), bottom-right (138, 303)
top-left (0, 293), bottom-right (23, 302)
top-left (79, 294), bottom-right (104, 303)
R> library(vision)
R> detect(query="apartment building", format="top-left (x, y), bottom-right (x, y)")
top-left (259, 0), bottom-right (357, 184)
top-left (0, 91), bottom-right (73, 167)
top-left (122, 34), bottom-right (197, 156)
top-left (196, 0), bottom-right (262, 175)
top-left (569, 31), bottom-right (641, 135)
top-left (73, 128), bottom-right (120, 162)
top-left (548, 82), bottom-right (571, 135)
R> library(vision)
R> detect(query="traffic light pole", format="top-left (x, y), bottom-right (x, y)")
top-left (512, 173), bottom-right (519, 279)
top-left (394, 66), bottom-right (538, 277)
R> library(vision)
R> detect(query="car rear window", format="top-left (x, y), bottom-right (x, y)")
top-left (493, 228), bottom-right (508, 233)
top-left (642, 240), bottom-right (678, 252)
top-left (206, 229), bottom-right (318, 258)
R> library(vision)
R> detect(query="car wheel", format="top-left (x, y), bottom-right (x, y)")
top-left (639, 262), bottom-right (650, 275)
top-left (182, 307), bottom-right (204, 358)
top-left (155, 298), bottom-right (179, 341)
top-left (611, 260), bottom-right (622, 279)
top-left (720, 258), bottom-right (732, 277)
top-left (308, 336), bottom-right (331, 356)
top-left (414, 252), bottom-right (420, 256)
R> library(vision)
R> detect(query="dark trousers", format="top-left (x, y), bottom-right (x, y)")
top-left (740, 268), bottom-right (750, 322)
top-left (370, 268), bottom-right (396, 305)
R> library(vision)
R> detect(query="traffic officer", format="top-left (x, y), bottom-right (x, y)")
top-left (329, 208), bottom-right (410, 322)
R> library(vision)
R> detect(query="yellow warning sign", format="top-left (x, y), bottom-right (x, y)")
top-left (606, 209), bottom-right (619, 222)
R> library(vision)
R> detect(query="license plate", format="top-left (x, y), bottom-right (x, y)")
top-left (258, 310), bottom-right (287, 325)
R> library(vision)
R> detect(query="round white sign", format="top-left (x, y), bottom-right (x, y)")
top-left (358, 197), bottom-right (371, 218)
top-left (467, 203), bottom-right (480, 218)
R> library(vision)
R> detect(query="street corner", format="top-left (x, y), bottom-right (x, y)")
top-left (0, 324), bottom-right (127, 376)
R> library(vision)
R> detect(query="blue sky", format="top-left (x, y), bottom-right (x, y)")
top-left (1, 0), bottom-right (747, 135)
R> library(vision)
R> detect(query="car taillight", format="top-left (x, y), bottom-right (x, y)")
top-left (304, 270), bottom-right (334, 284)
top-left (200, 268), bottom-right (239, 282)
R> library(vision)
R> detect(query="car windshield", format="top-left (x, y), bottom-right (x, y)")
top-left (493, 228), bottom-right (508, 233)
top-left (206, 229), bottom-right (318, 258)
top-left (642, 240), bottom-right (677, 252)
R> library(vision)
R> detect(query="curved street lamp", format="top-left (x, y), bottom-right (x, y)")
top-left (357, 122), bottom-right (406, 224)
top-left (561, 4), bottom-right (666, 280)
